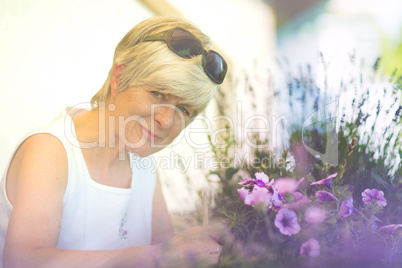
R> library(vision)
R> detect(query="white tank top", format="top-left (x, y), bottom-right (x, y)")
top-left (0, 107), bottom-right (156, 264)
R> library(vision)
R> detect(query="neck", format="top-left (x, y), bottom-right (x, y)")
top-left (72, 106), bottom-right (129, 173)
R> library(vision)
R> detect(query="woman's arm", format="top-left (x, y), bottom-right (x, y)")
top-left (3, 134), bottom-right (219, 268)
top-left (151, 173), bottom-right (174, 244)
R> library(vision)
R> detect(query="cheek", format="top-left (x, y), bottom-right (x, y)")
top-left (127, 104), bottom-right (151, 118)
top-left (174, 118), bottom-right (187, 134)
top-left (164, 121), bottom-right (185, 143)
top-left (122, 121), bottom-right (142, 142)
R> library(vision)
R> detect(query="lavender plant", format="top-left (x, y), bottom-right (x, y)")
top-left (209, 55), bottom-right (402, 267)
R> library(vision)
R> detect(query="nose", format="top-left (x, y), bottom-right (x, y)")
top-left (154, 104), bottom-right (175, 129)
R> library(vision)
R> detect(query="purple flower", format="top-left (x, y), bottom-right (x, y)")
top-left (282, 192), bottom-right (311, 211)
top-left (243, 186), bottom-right (273, 208)
top-left (238, 177), bottom-right (255, 186)
top-left (304, 206), bottom-right (327, 224)
top-left (299, 238), bottom-right (321, 257)
top-left (273, 177), bottom-right (302, 193)
top-left (378, 224), bottom-right (402, 235)
top-left (337, 196), bottom-right (358, 219)
top-left (274, 208), bottom-right (300, 236)
top-left (315, 190), bottom-right (338, 206)
top-left (237, 187), bottom-right (249, 201)
top-left (271, 189), bottom-right (285, 209)
top-left (238, 172), bottom-right (272, 188)
top-left (255, 172), bottom-right (269, 187)
top-left (310, 173), bottom-right (337, 189)
top-left (238, 184), bottom-right (286, 210)
top-left (362, 189), bottom-right (387, 207)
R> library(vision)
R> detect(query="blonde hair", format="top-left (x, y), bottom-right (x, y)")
top-left (90, 16), bottom-right (218, 118)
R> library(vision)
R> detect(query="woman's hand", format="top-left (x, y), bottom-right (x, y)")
top-left (159, 226), bottom-right (223, 267)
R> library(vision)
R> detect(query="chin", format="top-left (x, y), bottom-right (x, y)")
top-left (126, 145), bottom-right (163, 158)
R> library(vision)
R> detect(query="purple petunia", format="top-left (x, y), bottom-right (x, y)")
top-left (237, 187), bottom-right (249, 201)
top-left (246, 186), bottom-right (272, 207)
top-left (238, 186), bottom-right (273, 208)
top-left (274, 208), bottom-right (300, 236)
top-left (271, 189), bottom-right (285, 209)
top-left (315, 190), bottom-right (338, 206)
top-left (362, 189), bottom-right (387, 207)
top-left (238, 177), bottom-right (256, 187)
top-left (310, 173), bottom-right (337, 189)
top-left (273, 177), bottom-right (304, 193)
top-left (238, 172), bottom-right (273, 188)
top-left (255, 172), bottom-right (269, 187)
top-left (304, 206), bottom-right (327, 224)
top-left (337, 196), bottom-right (358, 219)
top-left (299, 238), bottom-right (321, 257)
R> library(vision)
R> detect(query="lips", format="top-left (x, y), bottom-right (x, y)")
top-left (140, 125), bottom-right (161, 141)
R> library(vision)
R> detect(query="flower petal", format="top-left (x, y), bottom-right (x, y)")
top-left (362, 188), bottom-right (387, 207)
top-left (237, 187), bottom-right (249, 202)
top-left (247, 186), bottom-right (272, 207)
top-left (337, 196), bottom-right (357, 219)
top-left (300, 238), bottom-right (321, 257)
top-left (274, 178), bottom-right (299, 193)
top-left (255, 172), bottom-right (269, 186)
top-left (305, 206), bottom-right (327, 224)
top-left (274, 208), bottom-right (300, 236)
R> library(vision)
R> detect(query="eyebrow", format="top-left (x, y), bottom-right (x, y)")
top-left (153, 87), bottom-right (199, 114)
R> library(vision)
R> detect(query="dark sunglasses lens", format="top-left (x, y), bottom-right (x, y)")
top-left (205, 51), bottom-right (227, 84)
top-left (170, 29), bottom-right (203, 58)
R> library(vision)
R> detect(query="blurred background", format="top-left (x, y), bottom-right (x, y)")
top-left (1, 0), bottom-right (401, 220)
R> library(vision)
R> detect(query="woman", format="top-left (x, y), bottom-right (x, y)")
top-left (0, 16), bottom-right (227, 267)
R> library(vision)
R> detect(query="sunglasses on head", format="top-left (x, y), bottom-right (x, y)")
top-left (143, 27), bottom-right (228, 84)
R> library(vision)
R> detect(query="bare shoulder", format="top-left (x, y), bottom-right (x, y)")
top-left (3, 133), bottom-right (70, 261)
top-left (6, 133), bottom-right (68, 206)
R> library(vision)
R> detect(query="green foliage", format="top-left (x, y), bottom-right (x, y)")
top-left (381, 32), bottom-right (402, 81)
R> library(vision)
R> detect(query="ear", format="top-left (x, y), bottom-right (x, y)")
top-left (110, 63), bottom-right (126, 97)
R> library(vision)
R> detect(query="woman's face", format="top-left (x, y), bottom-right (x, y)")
top-left (112, 86), bottom-right (192, 157)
